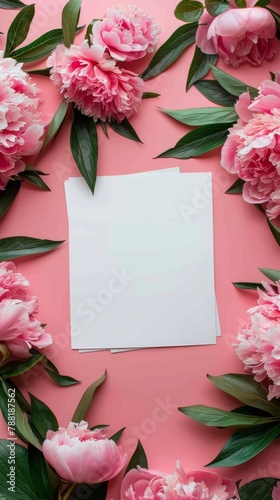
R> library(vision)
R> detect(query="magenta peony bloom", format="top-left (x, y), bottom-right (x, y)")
top-left (42, 421), bottom-right (127, 484)
top-left (121, 461), bottom-right (239, 499)
top-left (0, 261), bottom-right (52, 358)
top-left (92, 4), bottom-right (161, 62)
top-left (47, 41), bottom-right (144, 122)
top-left (221, 77), bottom-right (280, 219)
top-left (196, 1), bottom-right (276, 68)
top-left (0, 52), bottom-right (46, 189)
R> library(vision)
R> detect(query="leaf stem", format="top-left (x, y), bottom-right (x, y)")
top-left (62, 483), bottom-right (77, 500)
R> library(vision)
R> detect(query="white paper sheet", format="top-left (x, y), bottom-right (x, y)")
top-left (65, 170), bottom-right (216, 350)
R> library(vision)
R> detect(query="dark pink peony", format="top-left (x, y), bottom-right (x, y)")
top-left (47, 41), bottom-right (144, 122)
top-left (0, 52), bottom-right (46, 189)
top-left (92, 4), bottom-right (161, 62)
top-left (196, 0), bottom-right (276, 68)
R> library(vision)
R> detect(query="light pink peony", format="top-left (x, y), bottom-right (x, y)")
top-left (221, 76), bottom-right (280, 219)
top-left (249, 281), bottom-right (280, 319)
top-left (0, 52), bottom-right (46, 189)
top-left (47, 41), bottom-right (144, 122)
top-left (92, 4), bottom-right (161, 62)
top-left (42, 421), bottom-right (127, 484)
top-left (0, 261), bottom-right (52, 358)
top-left (121, 461), bottom-right (239, 499)
top-left (196, 1), bottom-right (276, 68)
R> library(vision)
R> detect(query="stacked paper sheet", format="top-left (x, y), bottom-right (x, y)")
top-left (64, 168), bottom-right (218, 352)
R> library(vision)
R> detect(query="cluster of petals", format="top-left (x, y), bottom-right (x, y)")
top-left (221, 74), bottom-right (280, 219)
top-left (196, 0), bottom-right (276, 68)
top-left (42, 420), bottom-right (127, 484)
top-left (0, 261), bottom-right (52, 358)
top-left (235, 282), bottom-right (280, 400)
top-left (120, 460), bottom-right (239, 499)
top-left (0, 52), bottom-right (45, 189)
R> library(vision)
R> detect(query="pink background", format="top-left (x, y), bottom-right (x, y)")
top-left (1, 0), bottom-right (280, 496)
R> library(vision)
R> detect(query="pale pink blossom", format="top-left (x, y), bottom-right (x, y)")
top-left (121, 461), bottom-right (239, 499)
top-left (249, 281), bottom-right (280, 319)
top-left (42, 421), bottom-right (127, 483)
top-left (92, 4), bottom-right (161, 62)
top-left (47, 41), bottom-right (144, 122)
top-left (221, 78), bottom-right (280, 219)
top-left (0, 52), bottom-right (45, 189)
top-left (196, 1), bottom-right (276, 68)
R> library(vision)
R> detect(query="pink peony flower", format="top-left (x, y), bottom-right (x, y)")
top-left (249, 281), bottom-right (280, 319)
top-left (47, 41), bottom-right (144, 122)
top-left (42, 421), bottom-right (127, 484)
top-left (0, 52), bottom-right (46, 189)
top-left (196, 1), bottom-right (276, 68)
top-left (121, 461), bottom-right (239, 499)
top-left (92, 4), bottom-right (161, 62)
top-left (221, 77), bottom-right (280, 219)
top-left (235, 312), bottom-right (280, 400)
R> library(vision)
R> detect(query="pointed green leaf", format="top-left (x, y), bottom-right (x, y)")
top-left (225, 178), bottom-right (245, 194)
top-left (158, 123), bottom-right (229, 159)
top-left (19, 171), bottom-right (50, 191)
top-left (0, 236), bottom-right (64, 260)
top-left (210, 65), bottom-right (258, 97)
top-left (2, 354), bottom-right (44, 379)
top-left (205, 0), bottom-right (229, 16)
top-left (0, 180), bottom-right (21, 217)
top-left (208, 374), bottom-right (280, 417)
top-left (234, 0), bottom-right (246, 6)
top-left (0, 0), bottom-right (25, 8)
top-left (259, 268), bottom-right (280, 283)
top-left (28, 445), bottom-right (52, 500)
top-left (161, 106), bottom-right (237, 126)
top-left (4, 4), bottom-right (34, 56)
top-left (179, 405), bottom-right (279, 427)
top-left (126, 440), bottom-right (148, 473)
top-left (238, 478), bottom-right (279, 500)
top-left (62, 0), bottom-right (81, 48)
top-left (70, 107), bottom-right (98, 193)
top-left (141, 23), bottom-right (198, 81)
top-left (142, 92), bottom-right (160, 99)
top-left (232, 282), bottom-right (266, 291)
top-left (42, 100), bottom-right (68, 151)
top-left (194, 79), bottom-right (237, 106)
top-left (174, 0), bottom-right (204, 22)
top-left (99, 121), bottom-right (109, 138)
top-left (27, 67), bottom-right (51, 76)
top-left (44, 368), bottom-right (80, 386)
top-left (207, 424), bottom-right (280, 467)
top-left (72, 370), bottom-right (107, 422)
top-left (187, 47), bottom-right (217, 89)
top-left (109, 118), bottom-right (142, 143)
top-left (110, 427), bottom-right (126, 443)
top-left (267, 218), bottom-right (280, 247)
top-left (15, 401), bottom-right (42, 449)
top-left (29, 393), bottom-right (58, 440)
top-left (0, 440), bottom-right (38, 499)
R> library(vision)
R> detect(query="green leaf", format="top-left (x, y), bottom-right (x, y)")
top-left (72, 370), bottom-right (107, 422)
top-left (194, 80), bottom-right (237, 106)
top-left (110, 427), bottom-right (126, 443)
top-left (42, 100), bottom-right (68, 151)
top-left (70, 107), bottom-right (98, 193)
top-left (225, 178), bottom-right (244, 194)
top-left (28, 445), bottom-right (52, 500)
top-left (29, 393), bottom-right (58, 440)
top-left (207, 423), bottom-right (280, 467)
top-left (4, 4), bottom-right (34, 56)
top-left (254, 0), bottom-right (269, 4)
top-left (141, 23), bottom-right (198, 81)
top-left (157, 123), bottom-right (229, 159)
top-left (0, 236), bottom-right (64, 260)
top-left (208, 374), bottom-right (280, 417)
top-left (259, 268), bottom-right (280, 283)
top-left (99, 121), bottom-right (109, 138)
top-left (174, 0), bottom-right (204, 22)
top-left (15, 400), bottom-right (42, 449)
top-left (109, 118), bottom-right (142, 143)
top-left (0, 440), bottom-right (38, 499)
top-left (0, 0), bottom-right (25, 8)
top-left (205, 0), bottom-right (229, 16)
top-left (267, 218), bottom-right (280, 247)
top-left (0, 180), bottom-right (21, 217)
top-left (210, 65), bottom-right (258, 98)
top-left (238, 478), bottom-right (279, 500)
top-left (126, 440), bottom-right (148, 473)
top-left (142, 92), bottom-right (160, 99)
top-left (179, 405), bottom-right (279, 427)
top-left (19, 171), bottom-right (50, 191)
top-left (234, 0), bottom-right (246, 6)
top-left (70, 482), bottom-right (108, 500)
top-left (232, 282), bottom-right (266, 291)
top-left (2, 354), bottom-right (44, 379)
top-left (161, 106), bottom-right (237, 126)
top-left (62, 0), bottom-right (81, 48)
top-left (44, 368), bottom-right (80, 386)
top-left (187, 46), bottom-right (217, 89)
top-left (27, 67), bottom-right (51, 76)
